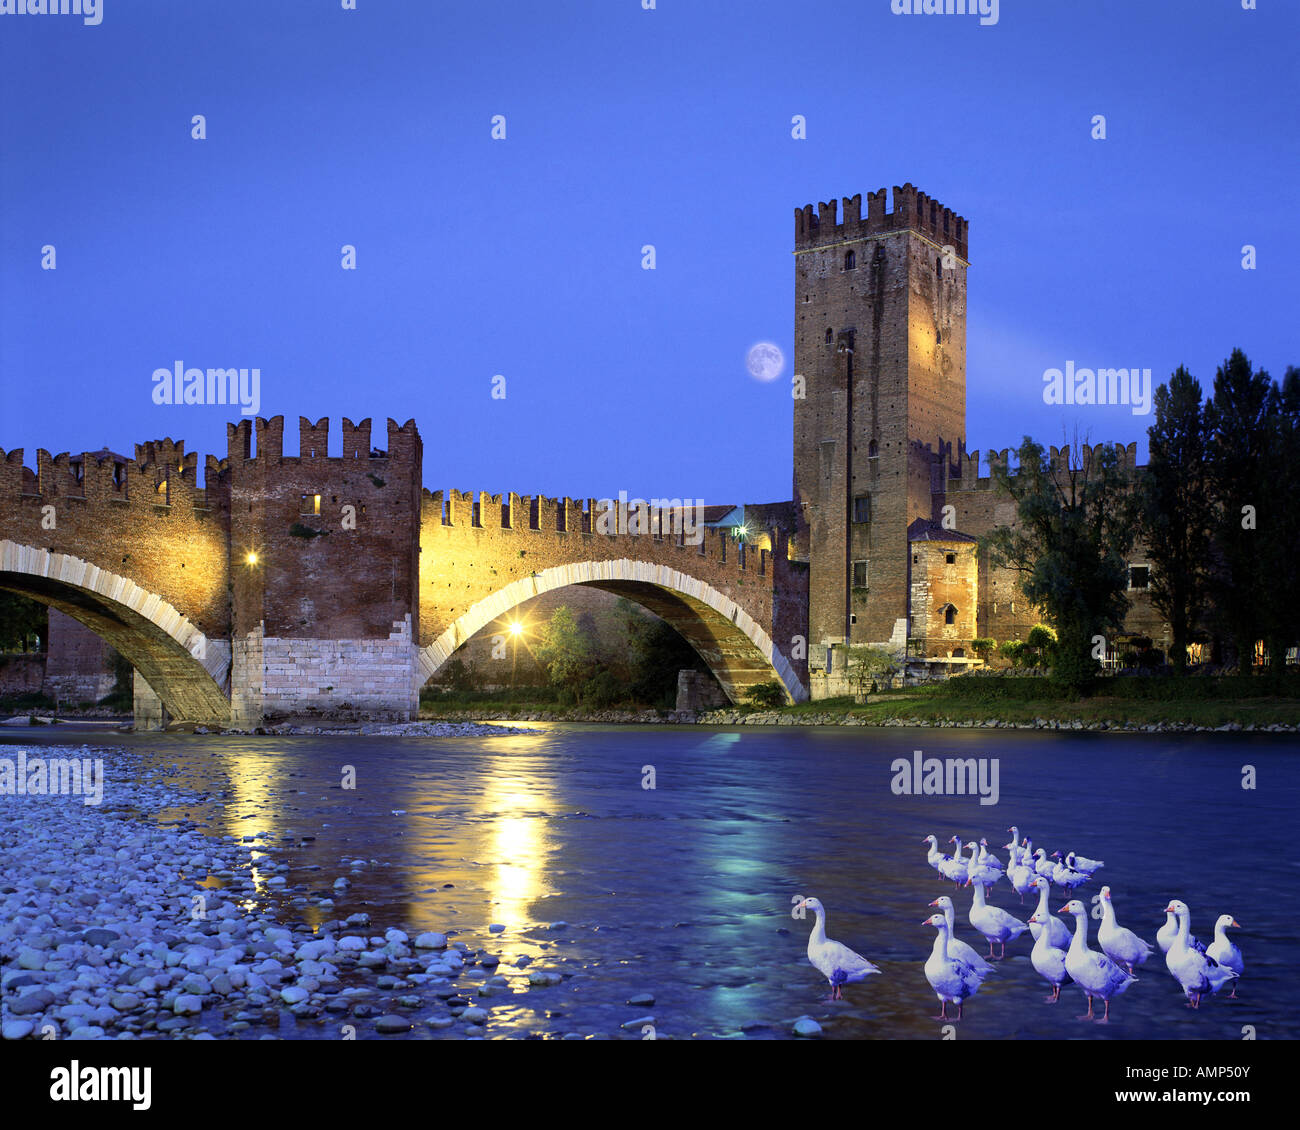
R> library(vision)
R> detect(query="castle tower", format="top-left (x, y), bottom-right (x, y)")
top-left (792, 184), bottom-right (969, 650)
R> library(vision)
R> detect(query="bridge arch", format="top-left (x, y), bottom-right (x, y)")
top-left (0, 540), bottom-right (230, 725)
top-left (416, 559), bottom-right (806, 704)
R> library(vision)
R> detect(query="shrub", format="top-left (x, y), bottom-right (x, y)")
top-left (744, 682), bottom-right (786, 709)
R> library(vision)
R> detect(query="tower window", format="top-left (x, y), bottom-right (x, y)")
top-left (1129, 565), bottom-right (1151, 590)
top-left (943, 604), bottom-right (957, 626)
top-left (936, 330), bottom-right (942, 345)
top-left (852, 560), bottom-right (868, 588)
top-left (853, 495), bottom-right (871, 523)
top-left (945, 553), bottom-right (955, 565)
top-left (825, 328), bottom-right (833, 344)
top-left (844, 250), bottom-right (856, 271)
top-left (936, 256), bottom-right (942, 278)
top-left (301, 493), bottom-right (321, 515)
top-left (868, 439), bottom-right (878, 458)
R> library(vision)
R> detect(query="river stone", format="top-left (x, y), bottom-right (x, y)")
top-left (173, 995), bottom-right (203, 1015)
top-left (414, 932), bottom-right (447, 949)
top-left (527, 971), bottom-right (562, 987)
top-left (17, 949), bottom-right (46, 971)
top-left (279, 986), bottom-right (309, 1005)
top-left (375, 1015), bottom-right (410, 1034)
top-left (336, 936), bottom-right (367, 952)
top-left (488, 924), bottom-right (505, 934)
top-left (620, 1015), bottom-right (655, 1030)
top-left (792, 1017), bottom-right (822, 1037)
top-left (83, 928), bottom-right (122, 947)
top-left (627, 993), bottom-right (655, 1006)
top-left (460, 1007), bottom-right (489, 1023)
top-left (9, 990), bottom-right (54, 1015)
top-left (3, 1020), bottom-right (35, 1039)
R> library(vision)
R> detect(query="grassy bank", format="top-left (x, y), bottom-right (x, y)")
top-left (419, 676), bottom-right (1300, 729)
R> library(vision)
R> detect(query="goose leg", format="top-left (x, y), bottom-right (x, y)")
top-left (998, 940), bottom-right (1008, 960)
top-left (1077, 995), bottom-right (1095, 1021)
top-left (934, 1000), bottom-right (949, 1021)
top-left (1097, 999), bottom-right (1111, 1023)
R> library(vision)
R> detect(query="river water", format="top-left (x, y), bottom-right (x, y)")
top-left (5, 723), bottom-right (1296, 1040)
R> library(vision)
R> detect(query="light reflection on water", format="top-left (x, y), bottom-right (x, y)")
top-left (6, 723), bottom-right (1298, 1040)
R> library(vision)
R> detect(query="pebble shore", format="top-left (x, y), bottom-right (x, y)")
top-left (0, 743), bottom-right (618, 1041)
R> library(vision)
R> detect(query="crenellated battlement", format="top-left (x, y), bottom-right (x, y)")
top-left (0, 439), bottom-right (229, 509)
top-left (225, 415), bottom-right (422, 465)
top-left (418, 488), bottom-right (792, 577)
top-left (942, 441), bottom-right (1144, 492)
top-left (795, 182), bottom-right (968, 260)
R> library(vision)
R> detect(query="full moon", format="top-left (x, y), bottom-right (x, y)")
top-left (746, 342), bottom-right (784, 382)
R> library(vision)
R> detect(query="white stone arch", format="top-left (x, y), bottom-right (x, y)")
top-left (416, 558), bottom-right (806, 704)
top-left (0, 540), bottom-right (230, 724)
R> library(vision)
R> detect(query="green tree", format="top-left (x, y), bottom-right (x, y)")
top-left (843, 645), bottom-right (897, 697)
top-left (1205, 350), bottom-right (1273, 673)
top-left (0, 593), bottom-right (47, 652)
top-left (984, 438), bottom-right (1137, 693)
top-left (1259, 366), bottom-right (1300, 678)
top-left (535, 605), bottom-right (598, 700)
top-left (1139, 366), bottom-right (1214, 672)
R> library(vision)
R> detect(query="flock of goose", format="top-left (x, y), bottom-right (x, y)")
top-left (796, 825), bottom-right (1244, 1023)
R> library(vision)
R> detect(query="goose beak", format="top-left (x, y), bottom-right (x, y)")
top-left (928, 899), bottom-right (940, 907)
top-left (1164, 904), bottom-right (1176, 914)
top-left (1057, 903), bottom-right (1071, 913)
top-left (1232, 919), bottom-right (1241, 928)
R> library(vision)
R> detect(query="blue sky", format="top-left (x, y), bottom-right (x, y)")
top-left (1, 0), bottom-right (1295, 505)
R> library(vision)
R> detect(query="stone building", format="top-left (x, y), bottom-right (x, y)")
top-left (791, 184), bottom-right (1165, 695)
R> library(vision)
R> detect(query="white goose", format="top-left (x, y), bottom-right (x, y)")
top-left (1097, 887), bottom-right (1155, 974)
top-left (937, 837), bottom-right (971, 888)
top-left (927, 896), bottom-right (996, 976)
top-left (1032, 848), bottom-right (1057, 880)
top-left (977, 838), bottom-right (1003, 870)
top-left (1028, 908), bottom-right (1069, 1003)
top-left (1059, 898), bottom-right (1138, 1022)
top-left (794, 897), bottom-right (883, 1000)
top-left (1050, 851), bottom-right (1089, 892)
top-left (966, 877), bottom-right (1029, 959)
top-left (1008, 852), bottom-right (1038, 903)
top-left (1026, 876), bottom-right (1072, 949)
top-left (1164, 901), bottom-right (1237, 1008)
top-left (922, 912), bottom-right (987, 1021)
top-left (966, 840), bottom-right (1004, 889)
top-left (922, 834), bottom-right (951, 873)
top-left (1004, 827), bottom-right (1026, 868)
top-left (1206, 915), bottom-right (1243, 998)
top-left (1157, 908), bottom-right (1202, 955)
top-left (1067, 850), bottom-right (1104, 874)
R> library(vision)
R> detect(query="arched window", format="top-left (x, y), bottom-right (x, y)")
top-left (844, 249), bottom-right (856, 271)
top-left (868, 439), bottom-right (878, 458)
top-left (936, 256), bottom-right (942, 278)
top-left (944, 604), bottom-right (958, 626)
top-left (825, 328), bottom-right (833, 344)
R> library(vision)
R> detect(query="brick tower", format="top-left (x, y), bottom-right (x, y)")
top-left (792, 183), bottom-right (969, 652)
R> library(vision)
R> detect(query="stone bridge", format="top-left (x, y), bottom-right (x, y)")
top-left (0, 417), bottom-right (809, 728)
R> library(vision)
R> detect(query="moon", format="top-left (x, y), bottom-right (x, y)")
top-left (746, 342), bottom-right (784, 382)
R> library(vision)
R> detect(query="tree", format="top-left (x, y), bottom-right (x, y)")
top-left (0, 593), bottom-right (47, 652)
top-left (1139, 366), bottom-right (1213, 672)
top-left (1204, 350), bottom-right (1273, 673)
top-left (1258, 365), bottom-right (1300, 679)
top-left (970, 638), bottom-right (996, 663)
top-left (535, 605), bottom-right (598, 700)
top-left (843, 645), bottom-right (898, 697)
top-left (984, 437), bottom-right (1137, 692)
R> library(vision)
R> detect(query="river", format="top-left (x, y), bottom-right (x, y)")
top-left (2, 723), bottom-right (1295, 1040)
